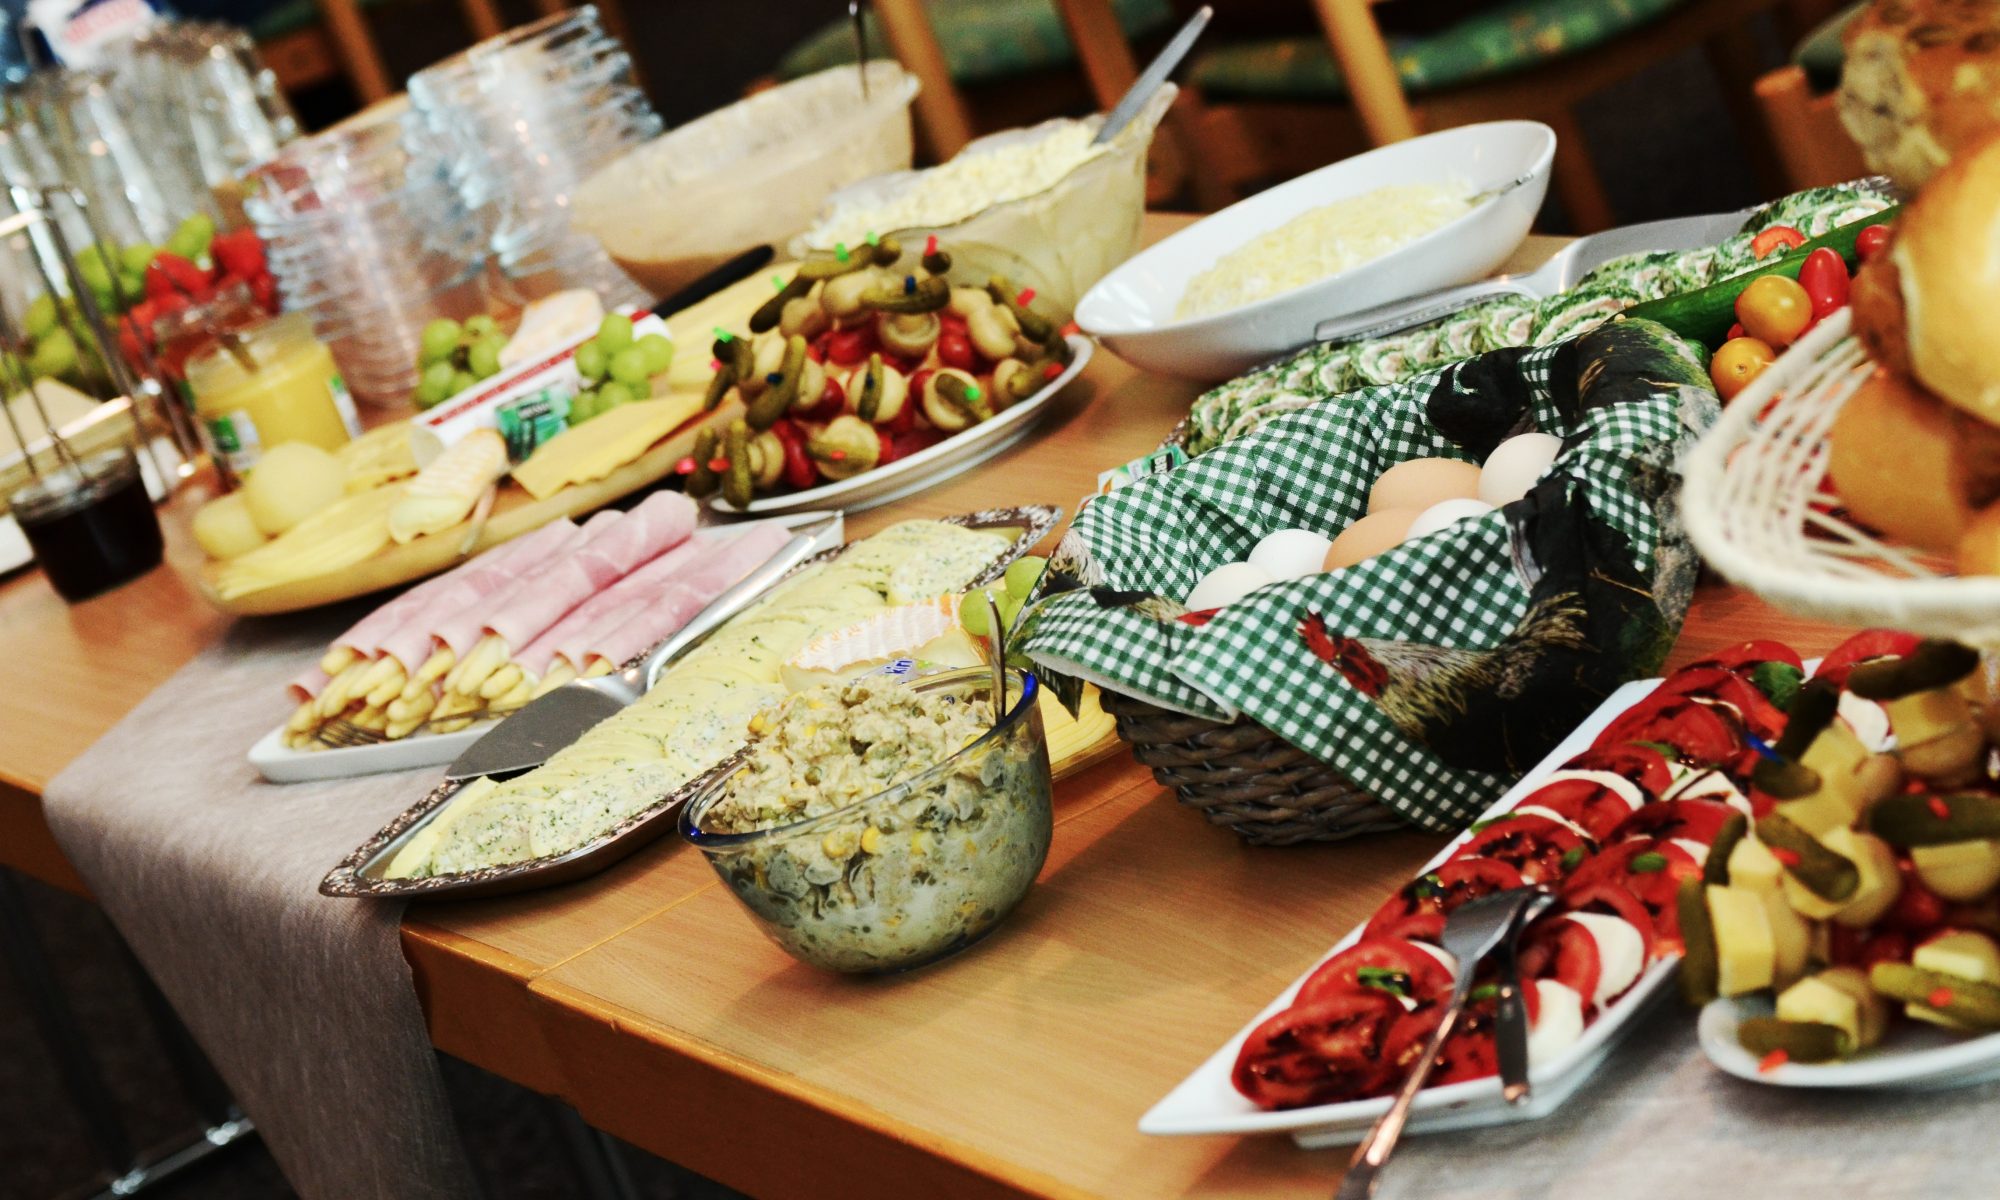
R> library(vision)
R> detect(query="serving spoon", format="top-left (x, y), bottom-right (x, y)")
top-left (1093, 5), bottom-right (1211, 145)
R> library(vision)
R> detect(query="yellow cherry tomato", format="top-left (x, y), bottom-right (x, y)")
top-left (1735, 275), bottom-right (1813, 347)
top-left (1710, 336), bottom-right (1777, 402)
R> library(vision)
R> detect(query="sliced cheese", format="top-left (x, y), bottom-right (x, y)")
top-left (1526, 979), bottom-right (1586, 1066)
top-left (780, 596), bottom-right (980, 692)
top-left (1565, 912), bottom-right (1645, 1009)
top-left (500, 289), bottom-right (605, 369)
top-left (513, 396), bottom-right (703, 500)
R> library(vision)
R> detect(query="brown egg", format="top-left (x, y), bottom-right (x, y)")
top-left (1324, 508), bottom-right (1418, 570)
top-left (1369, 458), bottom-right (1482, 515)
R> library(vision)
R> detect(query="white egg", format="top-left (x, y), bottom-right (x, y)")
top-left (1403, 498), bottom-right (1496, 541)
top-left (1478, 432), bottom-right (1565, 506)
top-left (1185, 562), bottom-right (1275, 611)
top-left (1246, 528), bottom-right (1336, 581)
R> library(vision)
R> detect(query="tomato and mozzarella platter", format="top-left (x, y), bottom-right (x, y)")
top-left (1227, 634), bottom-right (1928, 1112)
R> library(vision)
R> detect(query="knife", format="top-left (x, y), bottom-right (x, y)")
top-left (443, 513), bottom-right (845, 782)
top-left (647, 243), bottom-right (776, 320)
top-left (1312, 208), bottom-right (1754, 346)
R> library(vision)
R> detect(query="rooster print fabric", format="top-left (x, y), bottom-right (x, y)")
top-left (1016, 319), bottom-right (1718, 834)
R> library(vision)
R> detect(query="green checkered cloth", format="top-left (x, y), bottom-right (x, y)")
top-left (1183, 184), bottom-right (1893, 456)
top-left (1018, 320), bottom-right (1716, 832)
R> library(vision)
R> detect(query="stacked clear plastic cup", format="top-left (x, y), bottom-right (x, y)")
top-left (406, 7), bottom-right (660, 309)
top-left (241, 103), bottom-right (492, 406)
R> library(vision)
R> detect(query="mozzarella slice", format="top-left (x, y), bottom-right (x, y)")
top-left (1512, 806), bottom-right (1596, 841)
top-left (1663, 768), bottom-right (1753, 815)
top-left (1564, 912), bottom-right (1647, 1007)
top-left (1537, 769), bottom-right (1650, 808)
top-left (1670, 837), bottom-right (1713, 871)
top-left (1526, 979), bottom-right (1586, 1065)
top-left (1839, 691), bottom-right (1893, 752)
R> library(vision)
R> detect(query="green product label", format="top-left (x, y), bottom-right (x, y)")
top-left (496, 385), bottom-right (574, 462)
top-left (328, 373), bottom-right (362, 437)
top-left (203, 409), bottom-right (261, 472)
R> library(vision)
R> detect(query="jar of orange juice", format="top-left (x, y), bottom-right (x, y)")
top-left (185, 311), bottom-right (360, 485)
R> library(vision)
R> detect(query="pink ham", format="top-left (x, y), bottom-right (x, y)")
top-left (581, 521), bottom-right (794, 671)
top-left (512, 534), bottom-right (710, 674)
top-left (481, 492), bottom-right (698, 653)
top-left (375, 518), bottom-right (590, 669)
top-left (286, 666), bottom-right (330, 704)
top-left (426, 509), bottom-right (623, 659)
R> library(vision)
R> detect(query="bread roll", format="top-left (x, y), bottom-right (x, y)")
top-left (1828, 369), bottom-right (1975, 552)
top-left (1840, 0), bottom-right (2000, 191)
top-left (1886, 130), bottom-right (2000, 427)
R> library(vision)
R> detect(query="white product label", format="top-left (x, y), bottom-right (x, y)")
top-left (203, 408), bottom-right (262, 474)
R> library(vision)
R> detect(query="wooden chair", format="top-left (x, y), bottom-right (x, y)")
top-left (1755, 63), bottom-right (1867, 191)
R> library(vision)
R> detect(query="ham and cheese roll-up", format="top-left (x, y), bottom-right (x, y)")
top-left (579, 522), bottom-right (796, 675)
top-left (510, 535), bottom-right (712, 680)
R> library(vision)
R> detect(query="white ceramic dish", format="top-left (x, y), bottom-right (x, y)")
top-left (1076, 121), bottom-right (1555, 382)
top-left (248, 512), bottom-right (842, 783)
top-left (1140, 674), bottom-right (1672, 1146)
top-left (707, 335), bottom-right (1091, 517)
top-left (1701, 991), bottom-right (2000, 1091)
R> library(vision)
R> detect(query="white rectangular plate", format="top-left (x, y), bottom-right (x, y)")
top-left (706, 335), bottom-right (1090, 517)
top-left (1140, 675), bottom-right (1674, 1145)
top-left (248, 511), bottom-right (842, 783)
top-left (1700, 987), bottom-right (2000, 1091)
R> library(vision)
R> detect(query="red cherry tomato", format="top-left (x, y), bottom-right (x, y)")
top-left (1521, 776), bottom-right (1642, 841)
top-left (1560, 743), bottom-right (1674, 798)
top-left (1826, 925), bottom-right (1910, 971)
top-left (1725, 322), bottom-right (1746, 341)
top-left (249, 272), bottom-right (280, 313)
top-left (936, 328), bottom-right (976, 372)
top-left (824, 326), bottom-right (876, 366)
top-left (210, 228), bottom-right (267, 281)
top-left (1797, 247), bottom-right (1851, 319)
top-left (1518, 916), bottom-right (1603, 1007)
top-left (1364, 859), bottom-right (1526, 944)
top-left (766, 418), bottom-right (818, 490)
top-left (1297, 938), bottom-right (1455, 1008)
top-left (1750, 225), bottom-right (1806, 259)
top-left (1884, 858), bottom-right (1950, 932)
top-left (1855, 224), bottom-right (1891, 261)
top-left (795, 375), bottom-right (845, 424)
top-left (1736, 276), bottom-right (1814, 348)
top-left (1813, 629), bottom-right (1922, 688)
top-left (1230, 993), bottom-right (1400, 1109)
top-left (1709, 336), bottom-right (1776, 402)
top-left (1451, 814), bottom-right (1592, 885)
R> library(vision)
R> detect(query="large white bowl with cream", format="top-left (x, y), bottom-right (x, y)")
top-left (1076, 121), bottom-right (1556, 382)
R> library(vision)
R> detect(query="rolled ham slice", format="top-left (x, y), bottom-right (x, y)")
top-left (286, 517), bottom-right (582, 699)
top-left (372, 518), bottom-right (588, 671)
top-left (428, 509), bottom-right (622, 659)
top-left (481, 491), bottom-right (698, 653)
top-left (512, 534), bottom-right (709, 675)
top-left (581, 521), bottom-right (794, 671)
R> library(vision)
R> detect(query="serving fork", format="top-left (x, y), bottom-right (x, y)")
top-left (1336, 886), bottom-right (1554, 1200)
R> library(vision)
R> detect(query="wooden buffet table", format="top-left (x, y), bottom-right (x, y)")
top-left (0, 217), bottom-right (1858, 1198)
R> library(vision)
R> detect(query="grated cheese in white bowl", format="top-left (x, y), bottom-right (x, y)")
top-left (1175, 182), bottom-right (1474, 320)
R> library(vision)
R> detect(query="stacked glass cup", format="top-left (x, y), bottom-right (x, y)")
top-left (406, 7), bottom-right (660, 310)
top-left (242, 102), bottom-right (492, 407)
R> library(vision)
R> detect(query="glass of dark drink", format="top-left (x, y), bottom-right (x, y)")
top-left (10, 449), bottom-right (164, 602)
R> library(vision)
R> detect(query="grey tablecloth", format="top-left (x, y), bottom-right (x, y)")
top-left (1381, 1001), bottom-right (2000, 1200)
top-left (43, 611), bottom-right (475, 1199)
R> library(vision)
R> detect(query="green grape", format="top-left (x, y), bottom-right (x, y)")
top-left (413, 374), bottom-right (451, 409)
top-left (569, 390), bottom-right (601, 424)
top-left (74, 245), bottom-right (112, 295)
top-left (1004, 555), bottom-right (1048, 599)
top-left (958, 589), bottom-right (995, 638)
top-left (607, 345), bottom-right (649, 387)
top-left (573, 339), bottom-right (607, 381)
top-left (595, 312), bottom-right (634, 355)
top-left (421, 359), bottom-right (456, 393)
top-left (23, 295), bottom-right (57, 339)
top-left (467, 338), bottom-right (502, 379)
top-left (170, 213), bottom-right (215, 260)
top-left (27, 328), bottom-right (78, 379)
top-left (595, 380), bottom-right (636, 408)
top-left (119, 242), bottom-right (156, 276)
top-left (463, 313), bottom-right (500, 340)
top-left (419, 318), bottom-right (463, 366)
top-left (636, 333), bottom-right (673, 376)
top-left (450, 369), bottom-right (480, 396)
top-left (997, 592), bottom-right (1024, 630)
top-left (117, 269), bottom-right (147, 308)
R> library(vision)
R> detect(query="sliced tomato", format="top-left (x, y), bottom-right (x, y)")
top-left (1882, 857), bottom-right (1949, 932)
top-left (1561, 743), bottom-right (1674, 798)
top-left (1595, 696), bottom-right (1749, 774)
top-left (1296, 937), bottom-right (1455, 1008)
top-left (1813, 629), bottom-right (1921, 688)
top-left (1231, 993), bottom-right (1400, 1110)
top-left (1522, 776), bottom-right (1644, 841)
top-left (1364, 859), bottom-right (1526, 945)
top-left (1683, 640), bottom-right (1804, 676)
top-left (1450, 814), bottom-right (1592, 885)
top-left (1562, 879), bottom-right (1659, 959)
top-left (1653, 667), bottom-right (1787, 741)
top-left (1518, 916), bottom-right (1603, 1009)
top-left (1825, 926), bottom-right (1911, 972)
top-left (1608, 798), bottom-right (1740, 848)
top-left (1564, 839), bottom-right (1701, 948)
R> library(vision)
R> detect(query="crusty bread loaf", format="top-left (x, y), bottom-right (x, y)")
top-left (1839, 0), bottom-right (2000, 191)
top-left (1887, 130), bottom-right (2000, 425)
top-left (1829, 368), bottom-right (1976, 553)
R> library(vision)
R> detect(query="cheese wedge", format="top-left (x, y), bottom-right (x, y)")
top-left (513, 396), bottom-right (703, 500)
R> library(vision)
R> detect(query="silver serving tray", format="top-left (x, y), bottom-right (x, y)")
top-left (320, 503), bottom-right (1062, 901)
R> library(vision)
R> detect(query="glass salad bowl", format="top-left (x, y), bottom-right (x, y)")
top-left (679, 667), bottom-right (1052, 974)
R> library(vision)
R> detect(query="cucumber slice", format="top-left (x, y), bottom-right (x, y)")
top-left (1868, 793), bottom-right (2000, 847)
top-left (1705, 812), bottom-right (1750, 886)
top-left (1737, 1016), bottom-right (1852, 1063)
top-left (1755, 812), bottom-right (1860, 901)
top-left (1680, 877), bottom-right (1720, 1005)
top-left (1869, 963), bottom-right (2000, 1031)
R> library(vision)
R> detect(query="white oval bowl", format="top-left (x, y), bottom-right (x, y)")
top-left (1076, 120), bottom-right (1556, 383)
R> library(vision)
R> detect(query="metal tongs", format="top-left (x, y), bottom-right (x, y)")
top-left (1336, 886), bottom-right (1555, 1200)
